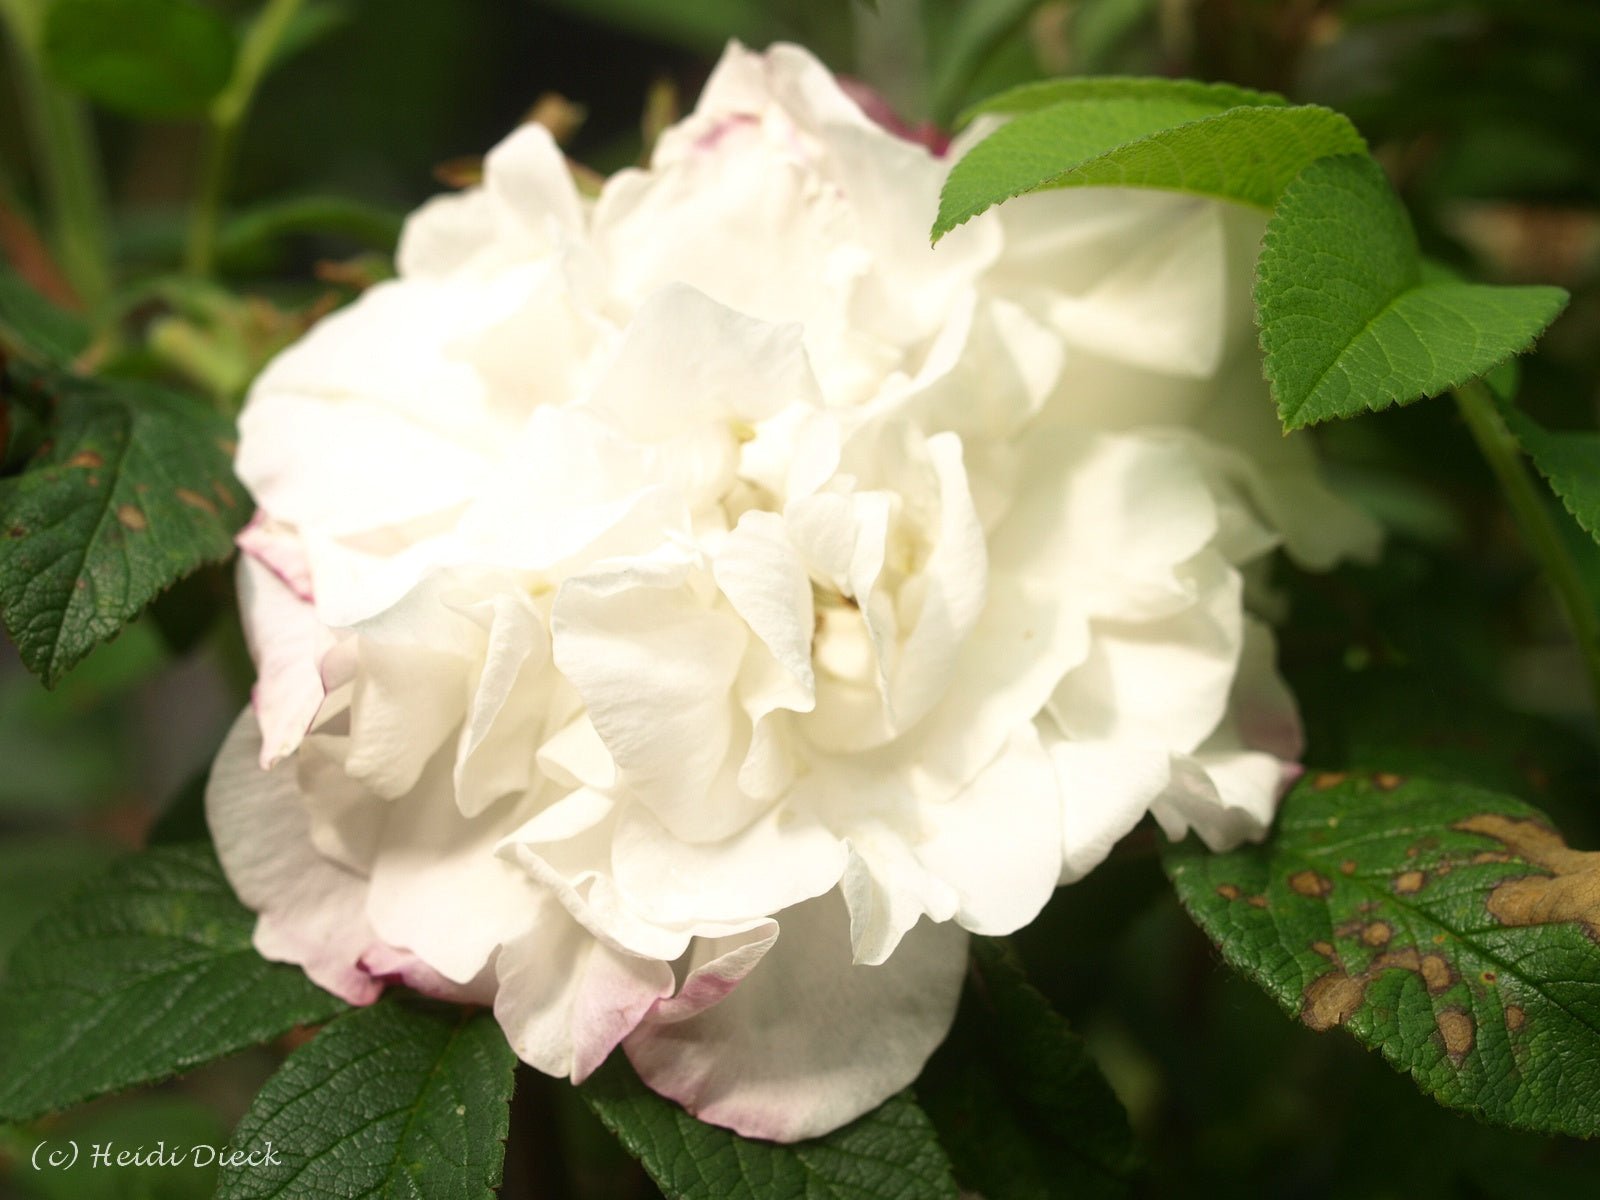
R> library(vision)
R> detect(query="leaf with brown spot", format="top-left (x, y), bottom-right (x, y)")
top-left (0, 362), bottom-right (249, 684)
top-left (1164, 773), bottom-right (1600, 1138)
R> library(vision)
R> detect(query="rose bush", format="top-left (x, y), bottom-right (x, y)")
top-left (207, 41), bottom-right (1378, 1140)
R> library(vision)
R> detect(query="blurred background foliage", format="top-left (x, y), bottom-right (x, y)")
top-left (1, 0), bottom-right (1598, 1196)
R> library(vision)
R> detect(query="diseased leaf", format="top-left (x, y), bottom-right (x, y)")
top-left (0, 843), bottom-right (348, 1123)
top-left (0, 363), bottom-right (248, 685)
top-left (1502, 405), bottom-right (1600, 546)
top-left (581, 1055), bottom-right (959, 1200)
top-left (1257, 155), bottom-right (1569, 429)
top-left (1166, 773), bottom-right (1600, 1138)
top-left (42, 0), bottom-right (236, 118)
top-left (922, 938), bottom-right (1140, 1199)
top-left (935, 96), bottom-right (1361, 239)
top-left (213, 997), bottom-right (515, 1200)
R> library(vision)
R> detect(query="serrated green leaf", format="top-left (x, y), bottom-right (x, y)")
top-left (960, 74), bottom-right (1283, 120)
top-left (1165, 772), bottom-right (1600, 1138)
top-left (42, 0), bottom-right (236, 118)
top-left (581, 1055), bottom-right (959, 1200)
top-left (0, 843), bottom-right (348, 1123)
top-left (0, 266), bottom-right (91, 363)
top-left (1502, 406), bottom-right (1600, 546)
top-left (213, 997), bottom-right (515, 1200)
top-left (921, 938), bottom-right (1139, 1199)
top-left (0, 834), bottom-right (117, 984)
top-left (0, 363), bottom-right (248, 684)
top-left (934, 95), bottom-right (1361, 240)
top-left (1256, 155), bottom-right (1569, 429)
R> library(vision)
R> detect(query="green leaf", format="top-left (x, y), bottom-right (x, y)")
top-left (1165, 772), bottom-right (1600, 1138)
top-left (921, 938), bottom-right (1140, 1199)
top-left (1256, 155), bottom-right (1569, 430)
top-left (0, 266), bottom-right (91, 363)
top-left (213, 997), bottom-right (515, 1200)
top-left (961, 74), bottom-right (1283, 120)
top-left (0, 834), bottom-right (117, 983)
top-left (934, 91), bottom-right (1360, 240)
top-left (0, 843), bottom-right (348, 1123)
top-left (1502, 405), bottom-right (1600, 546)
top-left (581, 1055), bottom-right (959, 1200)
top-left (42, 0), bottom-right (237, 118)
top-left (0, 363), bottom-right (248, 684)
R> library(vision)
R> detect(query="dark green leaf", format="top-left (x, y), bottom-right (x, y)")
top-left (213, 997), bottom-right (515, 1200)
top-left (934, 90), bottom-right (1360, 240)
top-left (1166, 772), bottom-right (1600, 1137)
top-left (581, 1055), bottom-right (959, 1200)
top-left (1256, 155), bottom-right (1569, 429)
top-left (0, 843), bottom-right (348, 1123)
top-left (0, 266), bottom-right (92, 364)
top-left (43, 0), bottom-right (237, 118)
top-left (0, 834), bottom-right (117, 984)
top-left (0, 363), bottom-right (248, 684)
top-left (1502, 406), bottom-right (1600, 547)
top-left (922, 938), bottom-right (1139, 1199)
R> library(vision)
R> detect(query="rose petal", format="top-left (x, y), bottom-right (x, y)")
top-left (625, 889), bottom-right (967, 1142)
top-left (494, 897), bottom-right (674, 1081)
top-left (237, 542), bottom-right (331, 769)
top-left (206, 709), bottom-right (382, 1005)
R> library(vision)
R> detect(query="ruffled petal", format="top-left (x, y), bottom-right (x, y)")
top-left (1045, 734), bottom-right (1172, 884)
top-left (205, 709), bottom-right (382, 1005)
top-left (236, 536), bottom-right (331, 769)
top-left (494, 897), bottom-right (675, 1081)
top-left (363, 768), bottom-right (544, 986)
top-left (398, 123), bottom-right (584, 279)
top-left (624, 889), bottom-right (967, 1142)
top-left (551, 555), bottom-right (754, 840)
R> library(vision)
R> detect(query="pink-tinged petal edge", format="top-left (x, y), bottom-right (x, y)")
top-left (623, 891), bottom-right (967, 1142)
top-left (357, 943), bottom-right (495, 1005)
top-left (237, 512), bottom-right (314, 601)
top-left (206, 708), bottom-right (382, 1006)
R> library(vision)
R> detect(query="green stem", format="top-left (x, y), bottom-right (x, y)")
top-left (1456, 377), bottom-right (1600, 715)
top-left (0, 0), bottom-right (113, 311)
top-left (185, 0), bottom-right (305, 276)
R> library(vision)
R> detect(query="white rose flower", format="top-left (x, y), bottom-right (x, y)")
top-left (208, 41), bottom-right (1379, 1141)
